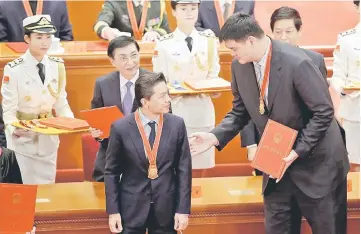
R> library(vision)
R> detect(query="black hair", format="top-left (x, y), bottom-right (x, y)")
top-left (107, 36), bottom-right (140, 58)
top-left (270, 6), bottom-right (302, 32)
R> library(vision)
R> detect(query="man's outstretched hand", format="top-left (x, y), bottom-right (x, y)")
top-left (189, 132), bottom-right (218, 156)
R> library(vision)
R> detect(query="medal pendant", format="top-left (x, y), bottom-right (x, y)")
top-left (148, 165), bottom-right (159, 179)
top-left (259, 101), bottom-right (265, 115)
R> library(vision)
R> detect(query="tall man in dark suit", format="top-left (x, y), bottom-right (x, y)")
top-left (189, 13), bottom-right (349, 234)
top-left (105, 72), bottom-right (192, 234)
top-left (90, 36), bottom-right (147, 182)
top-left (0, 0), bottom-right (73, 42)
top-left (241, 6), bottom-right (328, 174)
top-left (0, 105), bottom-right (7, 148)
top-left (195, 0), bottom-right (255, 37)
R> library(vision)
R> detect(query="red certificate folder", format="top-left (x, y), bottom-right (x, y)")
top-left (0, 184), bottom-right (37, 233)
top-left (79, 106), bottom-right (124, 138)
top-left (251, 119), bottom-right (298, 179)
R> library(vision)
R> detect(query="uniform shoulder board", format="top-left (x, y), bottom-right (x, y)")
top-left (339, 28), bottom-right (356, 37)
top-left (7, 57), bottom-right (24, 68)
top-left (199, 29), bottom-right (216, 37)
top-left (159, 33), bottom-right (173, 41)
top-left (48, 56), bottom-right (64, 63)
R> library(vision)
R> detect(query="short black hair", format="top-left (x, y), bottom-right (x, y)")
top-left (354, 0), bottom-right (360, 6)
top-left (270, 7), bottom-right (302, 32)
top-left (219, 12), bottom-right (264, 43)
top-left (135, 72), bottom-right (167, 107)
top-left (107, 36), bottom-right (140, 58)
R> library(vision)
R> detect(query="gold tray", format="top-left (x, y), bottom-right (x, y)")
top-left (12, 120), bottom-right (89, 135)
top-left (168, 82), bottom-right (231, 95)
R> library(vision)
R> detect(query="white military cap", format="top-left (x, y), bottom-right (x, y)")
top-left (172, 0), bottom-right (201, 4)
top-left (23, 14), bottom-right (57, 34)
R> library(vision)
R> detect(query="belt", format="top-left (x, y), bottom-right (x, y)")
top-left (16, 111), bottom-right (52, 120)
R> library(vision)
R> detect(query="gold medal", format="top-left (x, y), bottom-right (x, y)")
top-left (148, 165), bottom-right (159, 179)
top-left (259, 100), bottom-right (265, 115)
top-left (24, 96), bottom-right (31, 102)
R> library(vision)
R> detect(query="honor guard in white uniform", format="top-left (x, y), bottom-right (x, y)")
top-left (331, 21), bottom-right (360, 165)
top-left (1, 15), bottom-right (74, 184)
top-left (153, 0), bottom-right (220, 169)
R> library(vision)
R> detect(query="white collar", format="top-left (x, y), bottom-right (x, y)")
top-left (133, 0), bottom-right (144, 7)
top-left (173, 27), bottom-right (198, 41)
top-left (119, 69), bottom-right (139, 88)
top-left (25, 49), bottom-right (48, 67)
top-left (138, 108), bottom-right (159, 126)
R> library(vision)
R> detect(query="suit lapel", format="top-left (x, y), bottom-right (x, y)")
top-left (207, 2), bottom-right (220, 30)
top-left (109, 72), bottom-right (123, 112)
top-left (128, 116), bottom-right (148, 169)
top-left (267, 40), bottom-right (282, 115)
top-left (241, 63), bottom-right (269, 133)
top-left (155, 115), bottom-right (171, 165)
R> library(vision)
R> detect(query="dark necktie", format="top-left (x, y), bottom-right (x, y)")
top-left (29, 0), bottom-right (37, 15)
top-left (224, 2), bottom-right (231, 20)
top-left (37, 63), bottom-right (45, 84)
top-left (185, 37), bottom-right (193, 52)
top-left (148, 121), bottom-right (156, 148)
top-left (123, 81), bottom-right (133, 116)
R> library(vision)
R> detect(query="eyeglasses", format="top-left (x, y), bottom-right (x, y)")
top-left (119, 53), bottom-right (139, 63)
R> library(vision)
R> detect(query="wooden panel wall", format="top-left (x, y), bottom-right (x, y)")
top-left (66, 0), bottom-right (358, 45)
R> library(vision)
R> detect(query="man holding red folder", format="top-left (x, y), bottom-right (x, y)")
top-left (189, 13), bottom-right (349, 234)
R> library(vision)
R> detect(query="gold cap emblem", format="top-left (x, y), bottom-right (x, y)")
top-left (38, 17), bottom-right (50, 25)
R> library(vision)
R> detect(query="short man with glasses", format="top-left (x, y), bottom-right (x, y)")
top-left (90, 36), bottom-right (148, 182)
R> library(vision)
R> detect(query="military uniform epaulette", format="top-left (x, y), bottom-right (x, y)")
top-left (159, 33), bottom-right (173, 41)
top-left (339, 28), bottom-right (356, 37)
top-left (48, 56), bottom-right (64, 63)
top-left (199, 29), bottom-right (216, 37)
top-left (7, 57), bottom-right (24, 68)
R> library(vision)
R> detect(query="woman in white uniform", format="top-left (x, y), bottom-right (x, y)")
top-left (1, 15), bottom-right (74, 184)
top-left (152, 0), bottom-right (221, 170)
top-left (330, 3), bottom-right (360, 171)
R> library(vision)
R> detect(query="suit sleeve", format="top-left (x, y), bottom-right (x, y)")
top-left (0, 105), bottom-right (7, 148)
top-left (1, 65), bottom-right (19, 137)
top-left (240, 120), bottom-right (257, 147)
top-left (58, 2), bottom-right (74, 41)
top-left (318, 55), bottom-right (327, 82)
top-left (175, 119), bottom-right (192, 214)
top-left (0, 5), bottom-right (8, 42)
top-left (94, 0), bottom-right (116, 38)
top-left (53, 63), bottom-right (74, 118)
top-left (91, 80), bottom-right (104, 109)
top-left (104, 124), bottom-right (124, 214)
top-left (293, 59), bottom-right (334, 158)
top-left (210, 63), bottom-right (251, 150)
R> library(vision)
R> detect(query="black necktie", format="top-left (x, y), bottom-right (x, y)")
top-left (148, 121), bottom-right (156, 148)
top-left (29, 0), bottom-right (37, 15)
top-left (185, 37), bottom-right (193, 52)
top-left (37, 63), bottom-right (45, 84)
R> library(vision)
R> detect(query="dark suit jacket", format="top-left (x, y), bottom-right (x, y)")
top-left (0, 105), bottom-right (6, 148)
top-left (95, 0), bottom-right (170, 39)
top-left (241, 47), bottom-right (328, 147)
top-left (0, 147), bottom-right (23, 184)
top-left (105, 113), bottom-right (192, 227)
top-left (91, 69), bottom-right (147, 182)
top-left (0, 1), bottom-right (73, 42)
top-left (212, 39), bottom-right (349, 199)
top-left (195, 0), bottom-right (255, 37)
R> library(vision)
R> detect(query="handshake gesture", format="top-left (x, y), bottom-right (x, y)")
top-left (188, 132), bottom-right (218, 156)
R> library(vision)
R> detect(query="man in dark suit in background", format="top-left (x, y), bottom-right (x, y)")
top-left (90, 36), bottom-right (147, 182)
top-left (241, 6), bottom-right (328, 175)
top-left (189, 13), bottom-right (349, 234)
top-left (105, 72), bottom-right (192, 234)
top-left (195, 0), bottom-right (255, 37)
top-left (0, 105), bottom-right (6, 148)
top-left (0, 0), bottom-right (73, 42)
